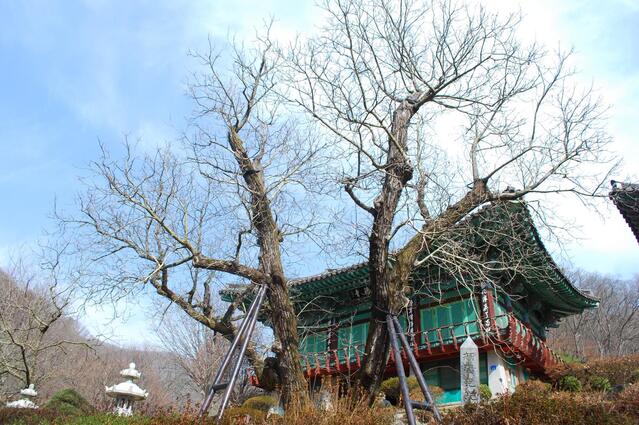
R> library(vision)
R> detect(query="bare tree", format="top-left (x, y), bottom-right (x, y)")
top-left (63, 343), bottom-right (177, 413)
top-left (0, 262), bottom-right (89, 400)
top-left (54, 27), bottom-right (332, 405)
top-left (52, 0), bottom-right (618, 404)
top-left (286, 0), bottom-right (617, 396)
top-left (155, 305), bottom-right (260, 408)
top-left (550, 270), bottom-right (639, 358)
top-left (156, 308), bottom-right (224, 398)
top-left (0, 265), bottom-right (187, 411)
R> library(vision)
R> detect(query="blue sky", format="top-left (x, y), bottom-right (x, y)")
top-left (0, 0), bottom-right (638, 345)
top-left (0, 0), bottom-right (316, 259)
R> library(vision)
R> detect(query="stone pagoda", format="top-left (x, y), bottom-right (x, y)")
top-left (105, 362), bottom-right (148, 416)
top-left (6, 384), bottom-right (38, 409)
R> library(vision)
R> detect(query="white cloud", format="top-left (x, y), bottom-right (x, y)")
top-left (81, 298), bottom-right (162, 348)
top-left (3, 0), bottom-right (638, 346)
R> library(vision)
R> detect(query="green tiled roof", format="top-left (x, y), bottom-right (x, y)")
top-left (220, 201), bottom-right (597, 316)
top-left (467, 202), bottom-right (598, 314)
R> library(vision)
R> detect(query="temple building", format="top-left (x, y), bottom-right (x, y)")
top-left (222, 201), bottom-right (597, 405)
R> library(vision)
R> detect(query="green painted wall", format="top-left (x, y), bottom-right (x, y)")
top-left (299, 295), bottom-right (484, 356)
top-left (420, 298), bottom-right (479, 346)
top-left (421, 352), bottom-right (488, 404)
top-left (337, 322), bottom-right (368, 361)
top-left (300, 331), bottom-right (328, 355)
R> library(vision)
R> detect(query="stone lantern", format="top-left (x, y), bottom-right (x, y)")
top-left (6, 384), bottom-right (38, 409)
top-left (105, 362), bottom-right (148, 416)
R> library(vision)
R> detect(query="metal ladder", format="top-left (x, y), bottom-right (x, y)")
top-left (198, 285), bottom-right (267, 422)
top-left (386, 314), bottom-right (442, 424)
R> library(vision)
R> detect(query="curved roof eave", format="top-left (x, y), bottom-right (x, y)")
top-left (220, 201), bottom-right (598, 315)
top-left (520, 203), bottom-right (599, 310)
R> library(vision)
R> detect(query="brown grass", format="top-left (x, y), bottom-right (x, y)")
top-left (443, 380), bottom-right (637, 425)
top-left (547, 354), bottom-right (639, 388)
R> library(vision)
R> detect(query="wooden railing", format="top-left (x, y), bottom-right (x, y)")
top-left (506, 313), bottom-right (562, 368)
top-left (248, 313), bottom-right (562, 385)
top-left (300, 313), bottom-right (562, 376)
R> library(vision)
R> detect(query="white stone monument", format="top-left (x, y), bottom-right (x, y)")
top-left (6, 384), bottom-right (38, 409)
top-left (105, 362), bottom-right (148, 416)
top-left (460, 337), bottom-right (480, 404)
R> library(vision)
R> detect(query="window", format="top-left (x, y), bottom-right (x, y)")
top-left (337, 322), bottom-right (368, 362)
top-left (300, 331), bottom-right (327, 354)
top-left (420, 298), bottom-right (479, 346)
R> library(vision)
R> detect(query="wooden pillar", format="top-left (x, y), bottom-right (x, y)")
top-left (328, 320), bottom-right (338, 351)
top-left (413, 297), bottom-right (422, 352)
top-left (484, 287), bottom-right (498, 334)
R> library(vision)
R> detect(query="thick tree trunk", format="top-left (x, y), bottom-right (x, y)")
top-left (227, 129), bottom-right (308, 406)
top-left (347, 92), bottom-right (491, 400)
top-left (356, 100), bottom-right (416, 398)
top-left (357, 145), bottom-right (490, 399)
top-left (266, 274), bottom-right (308, 405)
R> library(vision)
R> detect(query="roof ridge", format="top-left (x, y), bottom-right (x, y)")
top-left (286, 200), bottom-right (519, 286)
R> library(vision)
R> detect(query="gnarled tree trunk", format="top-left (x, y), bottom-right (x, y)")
top-left (358, 177), bottom-right (490, 399)
top-left (356, 99), bottom-right (419, 395)
top-left (226, 129), bottom-right (308, 406)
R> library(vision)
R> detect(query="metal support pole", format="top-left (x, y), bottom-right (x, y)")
top-left (216, 285), bottom-right (267, 422)
top-left (387, 314), bottom-right (416, 425)
top-left (392, 316), bottom-right (442, 422)
top-left (199, 286), bottom-right (262, 417)
top-left (198, 285), bottom-right (266, 418)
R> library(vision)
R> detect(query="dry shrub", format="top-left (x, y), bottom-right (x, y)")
top-left (520, 379), bottom-right (551, 394)
top-left (614, 383), bottom-right (639, 418)
top-left (547, 361), bottom-right (586, 384)
top-left (409, 385), bottom-right (443, 402)
top-left (549, 355), bottom-right (639, 389)
top-left (443, 380), bottom-right (636, 425)
top-left (219, 407), bottom-right (266, 425)
top-left (264, 391), bottom-right (394, 425)
top-left (241, 395), bottom-right (278, 412)
top-left (587, 356), bottom-right (639, 385)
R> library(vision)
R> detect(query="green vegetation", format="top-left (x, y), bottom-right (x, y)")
top-left (479, 384), bottom-right (492, 401)
top-left (558, 375), bottom-right (582, 392)
top-left (45, 389), bottom-right (95, 416)
top-left (379, 376), bottom-right (418, 402)
top-left (589, 376), bottom-right (612, 392)
top-left (241, 395), bottom-right (278, 412)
